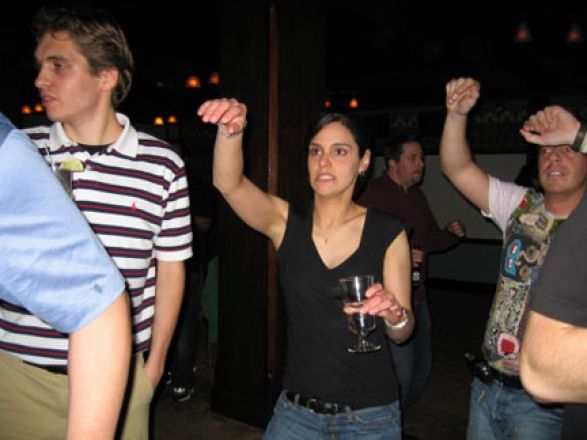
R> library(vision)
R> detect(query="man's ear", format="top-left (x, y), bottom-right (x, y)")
top-left (387, 158), bottom-right (397, 171)
top-left (99, 67), bottom-right (119, 93)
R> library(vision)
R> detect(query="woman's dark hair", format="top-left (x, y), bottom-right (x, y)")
top-left (304, 112), bottom-right (369, 157)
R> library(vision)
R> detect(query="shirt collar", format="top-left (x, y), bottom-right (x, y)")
top-left (386, 174), bottom-right (410, 193)
top-left (48, 113), bottom-right (139, 157)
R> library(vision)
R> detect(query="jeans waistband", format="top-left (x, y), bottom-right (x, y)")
top-left (24, 361), bottom-right (68, 375)
top-left (465, 352), bottom-right (523, 389)
top-left (285, 390), bottom-right (350, 414)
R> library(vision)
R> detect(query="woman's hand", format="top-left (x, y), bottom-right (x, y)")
top-left (342, 282), bottom-right (406, 325)
top-left (197, 98), bottom-right (247, 137)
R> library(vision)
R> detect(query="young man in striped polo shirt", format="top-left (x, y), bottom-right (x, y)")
top-left (0, 5), bottom-right (192, 438)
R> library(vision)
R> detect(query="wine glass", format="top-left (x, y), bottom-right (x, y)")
top-left (54, 168), bottom-right (73, 197)
top-left (339, 275), bottom-right (381, 353)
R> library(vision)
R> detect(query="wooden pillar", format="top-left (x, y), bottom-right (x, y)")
top-left (212, 0), bottom-right (325, 428)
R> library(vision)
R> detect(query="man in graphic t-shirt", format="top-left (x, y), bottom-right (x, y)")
top-left (440, 78), bottom-right (587, 439)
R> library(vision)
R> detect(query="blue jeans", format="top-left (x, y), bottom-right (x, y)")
top-left (263, 391), bottom-right (401, 439)
top-left (388, 297), bottom-right (432, 409)
top-left (467, 378), bottom-right (562, 440)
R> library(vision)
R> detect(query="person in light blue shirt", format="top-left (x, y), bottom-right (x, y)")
top-left (0, 112), bottom-right (131, 440)
top-left (0, 112), bottom-right (124, 331)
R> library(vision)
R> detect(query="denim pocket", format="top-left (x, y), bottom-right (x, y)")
top-left (352, 402), bottom-right (399, 426)
top-left (471, 377), bottom-right (487, 404)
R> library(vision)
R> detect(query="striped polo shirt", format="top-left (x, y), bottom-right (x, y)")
top-left (0, 113), bottom-right (192, 366)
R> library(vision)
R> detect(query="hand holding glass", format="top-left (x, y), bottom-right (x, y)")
top-left (339, 275), bottom-right (381, 353)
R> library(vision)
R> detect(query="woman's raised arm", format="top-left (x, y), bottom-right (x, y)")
top-left (198, 98), bottom-right (288, 246)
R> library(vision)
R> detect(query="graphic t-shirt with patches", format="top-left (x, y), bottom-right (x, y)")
top-left (481, 177), bottom-right (565, 375)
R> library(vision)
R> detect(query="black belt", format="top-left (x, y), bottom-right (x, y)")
top-left (24, 361), bottom-right (68, 375)
top-left (488, 367), bottom-right (523, 389)
top-left (285, 390), bottom-right (349, 414)
top-left (465, 352), bottom-right (523, 389)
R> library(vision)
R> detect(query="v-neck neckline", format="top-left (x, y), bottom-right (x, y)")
top-left (309, 205), bottom-right (370, 271)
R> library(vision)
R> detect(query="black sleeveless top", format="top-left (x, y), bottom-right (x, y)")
top-left (278, 204), bottom-right (405, 408)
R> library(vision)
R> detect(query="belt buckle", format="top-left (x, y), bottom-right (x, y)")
top-left (324, 402), bottom-right (339, 414)
top-left (305, 398), bottom-right (318, 411)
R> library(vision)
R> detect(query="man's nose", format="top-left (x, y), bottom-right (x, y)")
top-left (34, 66), bottom-right (49, 89)
top-left (550, 149), bottom-right (564, 161)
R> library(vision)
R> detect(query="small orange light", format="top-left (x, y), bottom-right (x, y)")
top-left (208, 72), bottom-right (220, 85)
top-left (324, 99), bottom-right (332, 108)
top-left (514, 22), bottom-right (532, 43)
top-left (153, 116), bottom-right (165, 126)
top-left (349, 98), bottom-right (359, 109)
top-left (34, 103), bottom-right (44, 113)
top-left (185, 75), bottom-right (201, 88)
top-left (21, 105), bottom-right (32, 115)
top-left (567, 23), bottom-right (583, 43)
top-left (167, 115), bottom-right (178, 124)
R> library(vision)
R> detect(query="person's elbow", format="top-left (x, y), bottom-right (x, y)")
top-left (439, 158), bottom-right (452, 180)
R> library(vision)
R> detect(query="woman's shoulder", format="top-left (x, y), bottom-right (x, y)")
top-left (366, 207), bottom-right (405, 228)
top-left (358, 208), bottom-right (406, 253)
top-left (365, 208), bottom-right (406, 243)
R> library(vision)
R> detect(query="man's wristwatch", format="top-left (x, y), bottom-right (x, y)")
top-left (571, 122), bottom-right (587, 153)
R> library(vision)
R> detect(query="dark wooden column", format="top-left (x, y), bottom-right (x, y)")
top-left (212, 0), bottom-right (324, 428)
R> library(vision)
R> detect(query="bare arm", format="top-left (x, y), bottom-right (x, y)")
top-left (360, 230), bottom-right (414, 343)
top-left (520, 310), bottom-right (587, 403)
top-left (520, 105), bottom-right (582, 148)
top-left (144, 260), bottom-right (185, 387)
top-left (67, 292), bottom-right (131, 440)
top-left (198, 98), bottom-right (288, 247)
top-left (440, 77), bottom-right (490, 213)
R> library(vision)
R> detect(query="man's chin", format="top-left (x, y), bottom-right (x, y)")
top-left (44, 111), bottom-right (61, 123)
top-left (42, 108), bottom-right (55, 118)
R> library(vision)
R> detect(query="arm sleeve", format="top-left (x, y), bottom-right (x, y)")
top-left (0, 127), bottom-right (125, 333)
top-left (530, 195), bottom-right (587, 327)
top-left (154, 164), bottom-right (193, 261)
top-left (485, 176), bottom-right (527, 233)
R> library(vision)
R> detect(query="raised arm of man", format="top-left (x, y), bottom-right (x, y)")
top-left (440, 77), bottom-right (490, 213)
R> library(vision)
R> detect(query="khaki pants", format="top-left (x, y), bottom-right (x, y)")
top-left (0, 351), bottom-right (153, 440)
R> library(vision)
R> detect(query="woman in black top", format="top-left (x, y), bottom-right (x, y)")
top-left (198, 98), bottom-right (413, 439)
